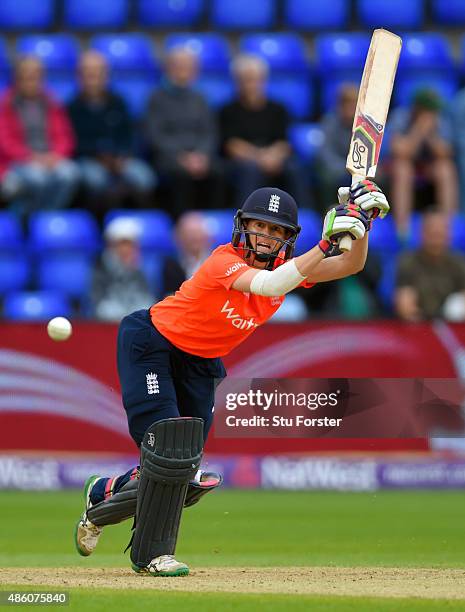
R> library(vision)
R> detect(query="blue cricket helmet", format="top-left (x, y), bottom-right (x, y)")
top-left (232, 187), bottom-right (301, 269)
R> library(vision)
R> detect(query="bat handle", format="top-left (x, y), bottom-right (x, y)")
top-left (338, 174), bottom-right (365, 253)
top-left (339, 235), bottom-right (352, 252)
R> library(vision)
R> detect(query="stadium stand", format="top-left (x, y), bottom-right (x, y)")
top-left (3, 291), bottom-right (71, 321)
top-left (314, 33), bottom-right (370, 110)
top-left (29, 210), bottom-right (100, 254)
top-left (64, 0), bottom-right (129, 30)
top-left (356, 0), bottom-right (424, 29)
top-left (432, 0), bottom-right (465, 25)
top-left (0, 0), bottom-right (464, 320)
top-left (284, 0), bottom-right (349, 30)
top-left (210, 0), bottom-right (276, 30)
top-left (138, 0), bottom-right (205, 28)
top-left (103, 210), bottom-right (175, 254)
top-left (0, 0), bottom-right (54, 30)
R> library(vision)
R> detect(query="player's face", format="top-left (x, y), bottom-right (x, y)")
top-left (245, 219), bottom-right (288, 268)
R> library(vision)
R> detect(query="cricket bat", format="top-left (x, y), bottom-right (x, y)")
top-left (339, 29), bottom-right (402, 252)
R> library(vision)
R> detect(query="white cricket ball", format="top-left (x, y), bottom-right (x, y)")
top-left (47, 316), bottom-right (73, 342)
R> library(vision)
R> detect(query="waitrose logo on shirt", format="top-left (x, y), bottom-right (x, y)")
top-left (221, 300), bottom-right (258, 330)
top-left (225, 262), bottom-right (248, 276)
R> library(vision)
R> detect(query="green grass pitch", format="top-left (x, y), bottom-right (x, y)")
top-left (1, 489), bottom-right (464, 611)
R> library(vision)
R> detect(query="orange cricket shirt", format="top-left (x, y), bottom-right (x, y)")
top-left (150, 243), bottom-right (314, 358)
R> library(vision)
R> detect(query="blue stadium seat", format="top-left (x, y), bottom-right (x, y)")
top-left (44, 77), bottom-right (78, 103)
top-left (104, 210), bottom-right (175, 254)
top-left (295, 210), bottom-right (321, 255)
top-left (285, 0), bottom-right (349, 30)
top-left (37, 254), bottom-right (93, 298)
top-left (399, 34), bottom-right (454, 71)
top-left (64, 0), bottom-right (129, 29)
top-left (0, 254), bottom-right (30, 293)
top-left (0, 212), bottom-right (24, 249)
top-left (210, 0), bottom-right (276, 30)
top-left (288, 123), bottom-right (325, 163)
top-left (396, 34), bottom-right (457, 106)
top-left (0, 0), bottom-right (54, 30)
top-left (140, 254), bottom-right (164, 297)
top-left (357, 0), bottom-right (423, 28)
top-left (315, 34), bottom-right (370, 112)
top-left (3, 291), bottom-right (71, 321)
top-left (16, 35), bottom-right (80, 71)
top-left (240, 34), bottom-right (309, 73)
top-left (165, 34), bottom-right (231, 72)
top-left (367, 216), bottom-right (400, 253)
top-left (111, 78), bottom-right (158, 116)
top-left (138, 0), bottom-right (204, 27)
top-left (91, 34), bottom-right (160, 75)
top-left (29, 210), bottom-right (100, 253)
top-left (395, 76), bottom-right (458, 107)
top-left (268, 77), bottom-right (313, 119)
top-left (194, 76), bottom-right (234, 108)
top-left (432, 0), bottom-right (465, 25)
top-left (315, 33), bottom-right (371, 71)
top-left (202, 210), bottom-right (235, 248)
top-left (377, 257), bottom-right (397, 311)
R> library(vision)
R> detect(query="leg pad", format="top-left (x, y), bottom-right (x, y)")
top-left (130, 417), bottom-right (203, 568)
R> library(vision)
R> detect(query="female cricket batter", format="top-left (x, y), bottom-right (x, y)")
top-left (75, 181), bottom-right (389, 576)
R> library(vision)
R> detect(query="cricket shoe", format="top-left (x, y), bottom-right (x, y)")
top-left (74, 475), bottom-right (103, 557)
top-left (132, 555), bottom-right (190, 577)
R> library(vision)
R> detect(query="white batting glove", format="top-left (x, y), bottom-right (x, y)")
top-left (321, 206), bottom-right (368, 245)
top-left (352, 180), bottom-right (390, 219)
top-left (338, 180), bottom-right (390, 219)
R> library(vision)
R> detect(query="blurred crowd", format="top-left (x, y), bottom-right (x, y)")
top-left (2, 45), bottom-right (465, 322)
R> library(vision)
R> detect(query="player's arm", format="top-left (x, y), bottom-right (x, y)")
top-left (232, 204), bottom-right (369, 295)
top-left (233, 181), bottom-right (388, 294)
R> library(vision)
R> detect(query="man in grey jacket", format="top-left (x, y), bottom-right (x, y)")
top-left (144, 47), bottom-right (224, 216)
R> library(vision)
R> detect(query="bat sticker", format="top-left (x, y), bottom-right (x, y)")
top-left (350, 113), bottom-right (385, 176)
top-left (352, 141), bottom-right (367, 170)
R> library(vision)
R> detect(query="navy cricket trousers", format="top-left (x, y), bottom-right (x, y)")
top-left (117, 309), bottom-right (227, 446)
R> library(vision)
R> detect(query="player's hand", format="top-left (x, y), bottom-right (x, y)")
top-left (321, 204), bottom-right (370, 245)
top-left (338, 180), bottom-right (390, 219)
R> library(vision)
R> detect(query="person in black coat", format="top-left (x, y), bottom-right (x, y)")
top-left (68, 51), bottom-right (156, 211)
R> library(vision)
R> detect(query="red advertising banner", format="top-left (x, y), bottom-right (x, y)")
top-left (0, 320), bottom-right (463, 454)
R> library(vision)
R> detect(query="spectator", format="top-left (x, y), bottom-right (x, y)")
top-left (219, 54), bottom-right (307, 208)
top-left (91, 217), bottom-right (155, 322)
top-left (316, 84), bottom-right (358, 213)
top-left (0, 56), bottom-right (79, 216)
top-left (389, 89), bottom-right (458, 237)
top-left (162, 211), bottom-right (212, 296)
top-left (395, 210), bottom-right (465, 322)
top-left (68, 51), bottom-right (156, 214)
top-left (144, 47), bottom-right (223, 217)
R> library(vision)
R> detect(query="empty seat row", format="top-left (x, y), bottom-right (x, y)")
top-left (1, 207), bottom-right (465, 261)
top-left (6, 32), bottom-right (463, 75)
top-left (0, 0), bottom-right (464, 31)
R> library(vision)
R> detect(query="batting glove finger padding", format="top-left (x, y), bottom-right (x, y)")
top-left (349, 180), bottom-right (390, 219)
top-left (322, 208), bottom-right (367, 244)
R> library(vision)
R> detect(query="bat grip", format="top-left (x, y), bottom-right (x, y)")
top-left (338, 174), bottom-right (365, 253)
top-left (339, 235), bottom-right (352, 252)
